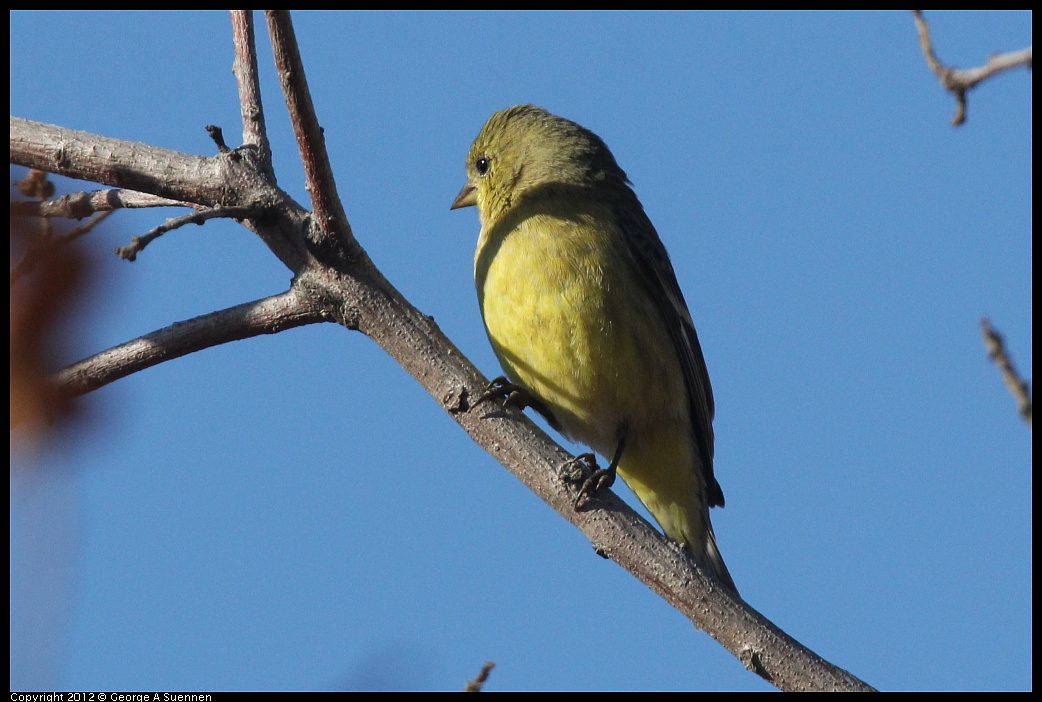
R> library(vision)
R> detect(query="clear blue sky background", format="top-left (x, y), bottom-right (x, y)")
top-left (10, 10), bottom-right (1031, 692)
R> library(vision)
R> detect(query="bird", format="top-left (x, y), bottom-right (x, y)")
top-left (451, 104), bottom-right (736, 592)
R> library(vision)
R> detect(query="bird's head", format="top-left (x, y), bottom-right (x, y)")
top-left (451, 104), bottom-right (630, 226)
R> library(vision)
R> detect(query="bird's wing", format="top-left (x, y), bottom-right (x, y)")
top-left (614, 201), bottom-right (724, 507)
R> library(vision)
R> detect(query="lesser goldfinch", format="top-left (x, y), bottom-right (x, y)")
top-left (451, 105), bottom-right (735, 592)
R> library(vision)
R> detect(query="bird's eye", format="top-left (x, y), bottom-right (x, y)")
top-left (474, 156), bottom-right (490, 176)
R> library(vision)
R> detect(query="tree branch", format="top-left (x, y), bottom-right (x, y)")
top-left (10, 117), bottom-right (232, 204)
top-left (51, 290), bottom-right (327, 398)
top-left (10, 116), bottom-right (314, 274)
top-left (463, 662), bottom-right (496, 692)
top-left (980, 317), bottom-right (1032, 428)
top-left (265, 10), bottom-right (356, 263)
top-left (231, 10), bottom-right (273, 169)
top-left (912, 10), bottom-right (1033, 126)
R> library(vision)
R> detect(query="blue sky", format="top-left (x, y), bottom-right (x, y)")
top-left (10, 10), bottom-right (1031, 692)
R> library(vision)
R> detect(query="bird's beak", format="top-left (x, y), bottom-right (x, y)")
top-left (450, 182), bottom-right (477, 210)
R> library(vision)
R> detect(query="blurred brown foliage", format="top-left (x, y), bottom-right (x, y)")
top-left (10, 169), bottom-right (95, 445)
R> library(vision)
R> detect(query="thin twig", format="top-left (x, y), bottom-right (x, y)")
top-left (912, 10), bottom-right (1033, 126)
top-left (50, 289), bottom-right (327, 398)
top-left (115, 205), bottom-right (261, 261)
top-left (463, 661), bottom-right (495, 692)
top-left (206, 124), bottom-right (231, 153)
top-left (981, 317), bottom-right (1032, 428)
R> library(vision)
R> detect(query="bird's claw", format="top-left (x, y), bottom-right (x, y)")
top-left (575, 468), bottom-right (617, 509)
top-left (471, 377), bottom-right (530, 412)
top-left (561, 453), bottom-right (616, 509)
top-left (558, 452), bottom-right (597, 483)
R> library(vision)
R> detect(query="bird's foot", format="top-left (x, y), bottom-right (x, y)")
top-left (471, 377), bottom-right (532, 412)
top-left (559, 453), bottom-right (617, 509)
top-left (470, 377), bottom-right (558, 426)
top-left (557, 452), bottom-right (597, 483)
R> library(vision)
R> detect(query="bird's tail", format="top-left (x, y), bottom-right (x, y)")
top-left (616, 430), bottom-right (738, 593)
top-left (698, 524), bottom-right (737, 593)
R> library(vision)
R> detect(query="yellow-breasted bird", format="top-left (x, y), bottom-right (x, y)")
top-left (451, 105), bottom-right (736, 592)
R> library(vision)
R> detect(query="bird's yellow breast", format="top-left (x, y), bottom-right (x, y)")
top-left (475, 199), bottom-right (686, 457)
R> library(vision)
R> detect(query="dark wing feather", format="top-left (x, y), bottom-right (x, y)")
top-left (614, 201), bottom-right (724, 508)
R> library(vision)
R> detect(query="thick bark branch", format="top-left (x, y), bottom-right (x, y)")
top-left (10, 116), bottom-right (313, 273)
top-left (266, 10), bottom-right (356, 263)
top-left (10, 117), bottom-right (230, 204)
